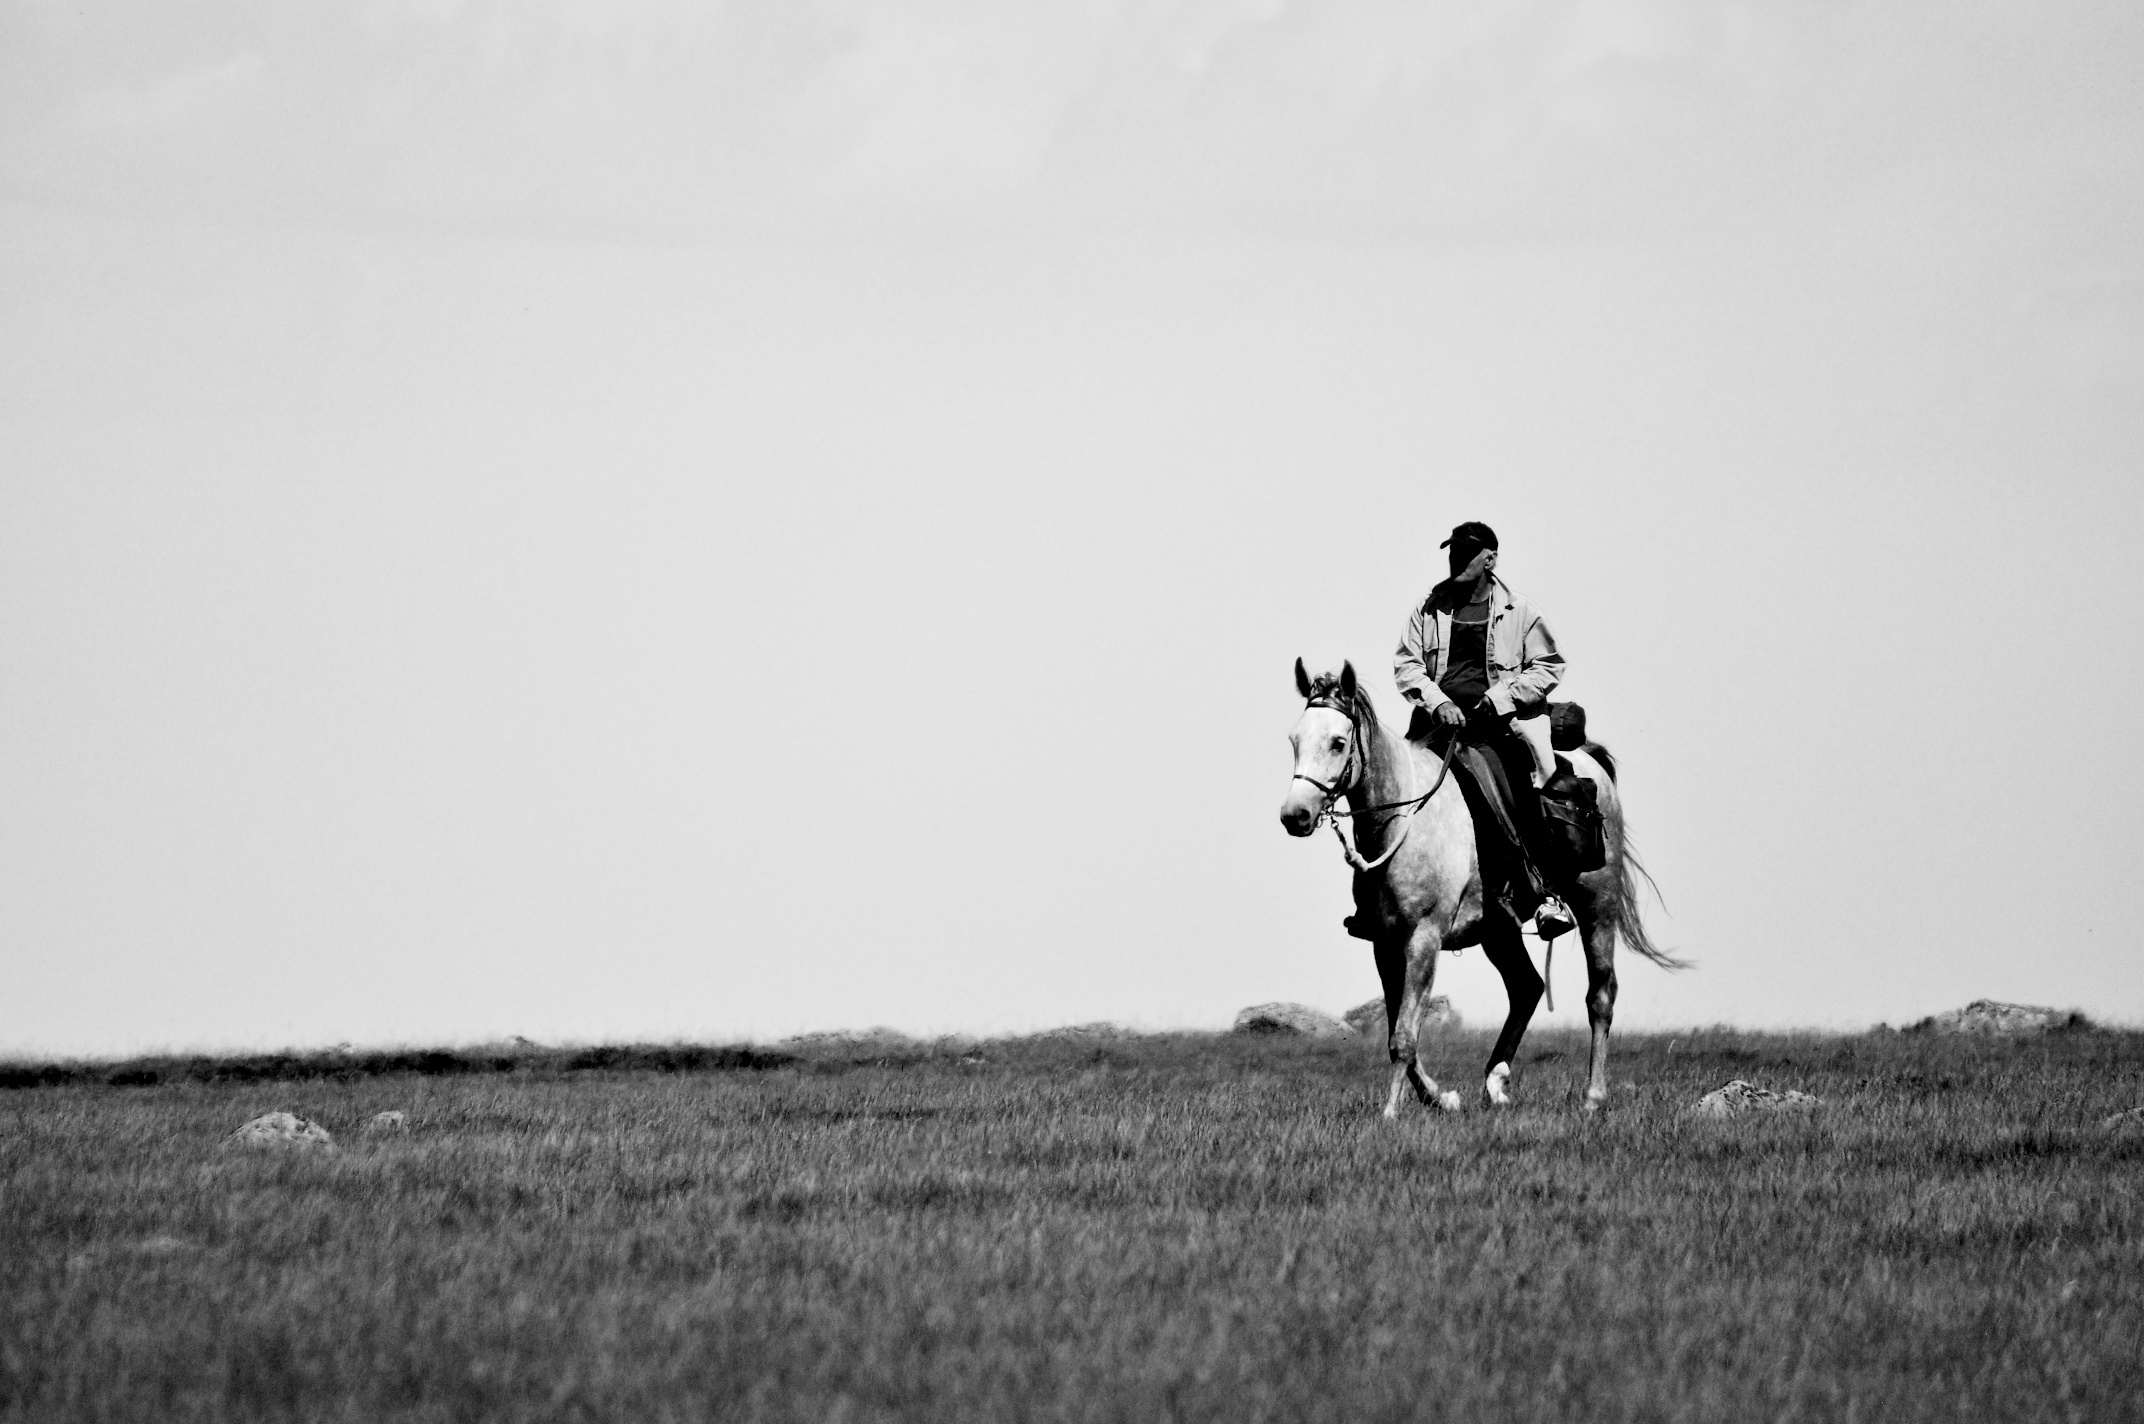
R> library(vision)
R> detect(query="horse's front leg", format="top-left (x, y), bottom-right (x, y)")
top-left (1382, 919), bottom-right (1460, 1119)
top-left (1374, 936), bottom-right (1408, 1119)
top-left (1479, 914), bottom-right (1544, 1108)
top-left (1580, 907), bottom-right (1618, 1111)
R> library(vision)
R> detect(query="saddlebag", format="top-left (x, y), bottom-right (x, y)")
top-left (1538, 758), bottom-right (1607, 875)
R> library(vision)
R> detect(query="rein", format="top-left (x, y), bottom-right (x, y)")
top-left (1295, 698), bottom-right (1461, 875)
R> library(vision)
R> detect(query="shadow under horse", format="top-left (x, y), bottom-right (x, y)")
top-left (1279, 659), bottom-right (1681, 1117)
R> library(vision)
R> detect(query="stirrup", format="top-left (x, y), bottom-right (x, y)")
top-left (1532, 897), bottom-right (1576, 941)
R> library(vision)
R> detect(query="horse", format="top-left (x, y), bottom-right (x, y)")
top-left (1278, 659), bottom-right (1678, 1117)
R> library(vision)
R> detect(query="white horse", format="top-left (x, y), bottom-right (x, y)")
top-left (1279, 660), bottom-right (1678, 1117)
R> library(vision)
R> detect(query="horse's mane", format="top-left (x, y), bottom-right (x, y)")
top-left (1303, 672), bottom-right (1382, 737)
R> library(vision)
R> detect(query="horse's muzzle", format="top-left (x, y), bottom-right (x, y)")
top-left (1279, 800), bottom-right (1320, 837)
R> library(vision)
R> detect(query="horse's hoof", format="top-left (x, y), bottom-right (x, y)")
top-left (1482, 1063), bottom-right (1512, 1109)
top-left (1582, 1092), bottom-right (1606, 1114)
top-left (1437, 1090), bottom-right (1464, 1113)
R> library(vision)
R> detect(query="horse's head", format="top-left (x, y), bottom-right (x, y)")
top-left (1280, 657), bottom-right (1361, 837)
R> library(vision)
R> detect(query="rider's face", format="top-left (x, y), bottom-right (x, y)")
top-left (1447, 544), bottom-right (1493, 583)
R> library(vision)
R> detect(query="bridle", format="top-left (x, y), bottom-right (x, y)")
top-left (1290, 696), bottom-right (1365, 812)
top-left (1293, 696), bottom-right (1461, 874)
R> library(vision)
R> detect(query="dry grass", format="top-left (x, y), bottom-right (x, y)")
top-left (3, 1027), bottom-right (2141, 1423)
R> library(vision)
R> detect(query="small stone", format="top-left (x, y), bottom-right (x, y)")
top-left (1695, 1080), bottom-right (1821, 1117)
top-left (133, 1235), bottom-right (193, 1256)
top-left (228, 1112), bottom-right (334, 1149)
top-left (2102, 1107), bottom-right (2144, 1129)
top-left (366, 1111), bottom-right (407, 1133)
top-left (1232, 1003), bottom-right (1356, 1038)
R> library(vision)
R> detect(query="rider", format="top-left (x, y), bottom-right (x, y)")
top-left (1374, 520), bottom-right (1575, 940)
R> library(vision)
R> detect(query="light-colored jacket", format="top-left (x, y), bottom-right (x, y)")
top-left (1394, 575), bottom-right (1565, 718)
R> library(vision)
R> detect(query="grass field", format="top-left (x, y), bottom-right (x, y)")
top-left (4, 1026), bottom-right (2141, 1423)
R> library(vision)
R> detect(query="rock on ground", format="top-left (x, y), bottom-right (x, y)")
top-left (1232, 1003), bottom-right (1355, 1038)
top-left (1695, 1080), bottom-right (1822, 1117)
top-left (779, 1027), bottom-right (915, 1050)
top-left (2103, 1107), bottom-right (2144, 1129)
top-left (1905, 1000), bottom-right (2089, 1036)
top-left (1342, 997), bottom-right (1458, 1036)
top-left (366, 1111), bottom-right (407, 1132)
top-left (228, 1112), bottom-right (335, 1148)
top-left (1029, 1023), bottom-right (1136, 1042)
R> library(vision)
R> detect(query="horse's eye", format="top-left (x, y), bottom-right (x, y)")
top-left (1331, 738), bottom-right (1346, 752)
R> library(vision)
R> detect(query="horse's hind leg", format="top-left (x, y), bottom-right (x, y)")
top-left (1380, 923), bottom-right (1459, 1119)
top-left (1478, 915), bottom-right (1543, 1108)
top-left (1580, 908), bottom-right (1618, 1112)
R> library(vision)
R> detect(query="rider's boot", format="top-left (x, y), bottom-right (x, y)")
top-left (1343, 870), bottom-right (1380, 941)
top-left (1531, 895), bottom-right (1576, 941)
top-left (1506, 855), bottom-right (1548, 930)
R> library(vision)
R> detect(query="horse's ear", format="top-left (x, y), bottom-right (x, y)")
top-left (1294, 657), bottom-right (1313, 699)
top-left (1339, 661), bottom-right (1358, 700)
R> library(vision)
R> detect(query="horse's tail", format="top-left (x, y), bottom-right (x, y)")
top-left (1611, 829), bottom-right (1686, 970)
top-left (1587, 739), bottom-right (1688, 971)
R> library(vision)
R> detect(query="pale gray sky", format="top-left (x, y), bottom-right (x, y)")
top-left (4, 0), bottom-right (2140, 1056)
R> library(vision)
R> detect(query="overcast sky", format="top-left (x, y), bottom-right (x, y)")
top-left (3, 0), bottom-right (2140, 1056)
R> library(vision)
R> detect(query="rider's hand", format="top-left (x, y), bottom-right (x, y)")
top-left (1434, 701), bottom-right (1467, 729)
top-left (1478, 698), bottom-right (1509, 722)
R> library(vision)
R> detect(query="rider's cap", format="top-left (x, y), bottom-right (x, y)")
top-left (1439, 520), bottom-right (1498, 551)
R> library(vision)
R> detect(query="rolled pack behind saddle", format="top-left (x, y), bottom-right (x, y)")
top-left (1539, 702), bottom-right (1607, 877)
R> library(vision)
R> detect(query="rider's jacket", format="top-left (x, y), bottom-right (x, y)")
top-left (1394, 575), bottom-right (1565, 718)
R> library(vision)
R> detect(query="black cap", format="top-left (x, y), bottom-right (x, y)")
top-left (1439, 521), bottom-right (1498, 551)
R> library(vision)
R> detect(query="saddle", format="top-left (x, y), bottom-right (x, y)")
top-left (1405, 700), bottom-right (1607, 885)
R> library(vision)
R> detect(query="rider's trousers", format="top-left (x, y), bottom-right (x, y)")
top-left (1449, 716), bottom-right (1555, 919)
